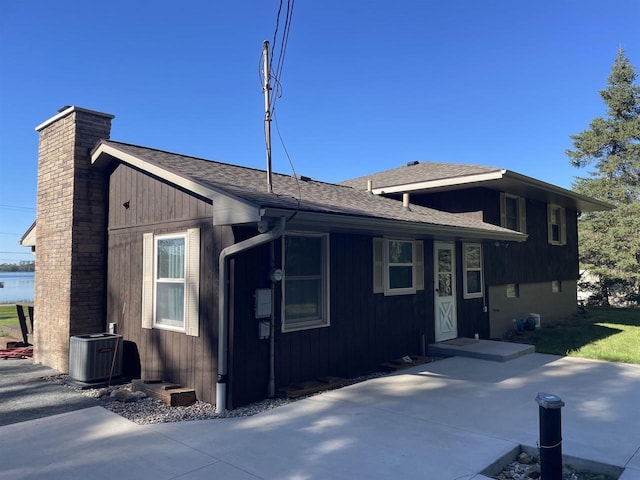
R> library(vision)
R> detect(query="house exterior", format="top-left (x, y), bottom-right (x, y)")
top-left (341, 161), bottom-right (613, 339)
top-left (31, 106), bottom-right (528, 410)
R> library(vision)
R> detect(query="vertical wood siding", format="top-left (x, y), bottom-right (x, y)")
top-left (412, 188), bottom-right (580, 283)
top-left (230, 232), bottom-right (435, 408)
top-left (107, 163), bottom-right (226, 405)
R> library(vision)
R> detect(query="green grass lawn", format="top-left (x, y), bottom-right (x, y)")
top-left (0, 304), bottom-right (19, 328)
top-left (531, 307), bottom-right (640, 364)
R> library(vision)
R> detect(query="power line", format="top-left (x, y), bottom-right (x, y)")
top-left (0, 204), bottom-right (36, 212)
top-left (269, 0), bottom-right (295, 112)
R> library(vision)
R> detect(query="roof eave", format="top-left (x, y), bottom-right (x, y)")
top-left (502, 171), bottom-right (614, 212)
top-left (263, 208), bottom-right (527, 242)
top-left (371, 168), bottom-right (613, 213)
top-left (20, 220), bottom-right (37, 247)
top-left (91, 142), bottom-right (263, 225)
top-left (372, 171), bottom-right (505, 195)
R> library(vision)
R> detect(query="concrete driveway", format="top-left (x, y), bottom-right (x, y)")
top-left (1, 353), bottom-right (639, 479)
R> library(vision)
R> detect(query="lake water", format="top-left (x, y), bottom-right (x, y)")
top-left (0, 272), bottom-right (35, 304)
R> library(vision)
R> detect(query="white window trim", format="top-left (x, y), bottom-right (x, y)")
top-left (141, 228), bottom-right (200, 336)
top-left (281, 232), bottom-right (330, 333)
top-left (154, 233), bottom-right (187, 332)
top-left (373, 238), bottom-right (424, 296)
top-left (500, 192), bottom-right (527, 233)
top-left (462, 243), bottom-right (483, 299)
top-left (547, 204), bottom-right (567, 246)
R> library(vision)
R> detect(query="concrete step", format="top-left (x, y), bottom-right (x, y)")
top-left (428, 338), bottom-right (535, 362)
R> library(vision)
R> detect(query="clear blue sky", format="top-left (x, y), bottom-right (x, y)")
top-left (1, 0), bottom-right (639, 263)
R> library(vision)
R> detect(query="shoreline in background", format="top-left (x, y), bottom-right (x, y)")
top-left (0, 272), bottom-right (35, 304)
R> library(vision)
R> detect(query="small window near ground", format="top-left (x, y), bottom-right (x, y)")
top-left (282, 233), bottom-right (330, 332)
top-left (506, 283), bottom-right (520, 298)
top-left (463, 243), bottom-right (483, 299)
top-left (551, 280), bottom-right (562, 293)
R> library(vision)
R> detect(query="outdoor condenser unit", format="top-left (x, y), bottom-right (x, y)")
top-left (68, 333), bottom-right (123, 383)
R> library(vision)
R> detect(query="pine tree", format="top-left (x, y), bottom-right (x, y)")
top-left (567, 48), bottom-right (640, 305)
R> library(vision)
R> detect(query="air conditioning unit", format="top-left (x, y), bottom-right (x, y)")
top-left (69, 333), bottom-right (123, 383)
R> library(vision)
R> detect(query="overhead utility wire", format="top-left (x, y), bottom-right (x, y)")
top-left (273, 110), bottom-right (301, 223)
top-left (263, 0), bottom-right (300, 220)
top-left (269, 0), bottom-right (295, 113)
top-left (0, 204), bottom-right (35, 211)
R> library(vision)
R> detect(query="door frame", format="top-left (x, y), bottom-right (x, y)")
top-left (434, 241), bottom-right (458, 342)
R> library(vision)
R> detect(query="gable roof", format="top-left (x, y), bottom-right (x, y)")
top-left (341, 161), bottom-right (613, 213)
top-left (91, 141), bottom-right (526, 242)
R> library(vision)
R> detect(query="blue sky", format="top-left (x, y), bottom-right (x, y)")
top-left (1, 0), bottom-right (639, 263)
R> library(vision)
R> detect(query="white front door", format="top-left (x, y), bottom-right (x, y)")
top-left (434, 242), bottom-right (457, 342)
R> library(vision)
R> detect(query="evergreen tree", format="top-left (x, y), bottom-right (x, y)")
top-left (567, 48), bottom-right (640, 305)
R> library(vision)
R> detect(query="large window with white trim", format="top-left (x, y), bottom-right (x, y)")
top-left (142, 228), bottom-right (200, 336)
top-left (155, 235), bottom-right (186, 329)
top-left (282, 233), bottom-right (330, 332)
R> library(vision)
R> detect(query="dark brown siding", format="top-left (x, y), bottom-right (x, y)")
top-left (230, 233), bottom-right (434, 408)
top-left (107, 163), bottom-right (229, 405)
top-left (454, 243), bottom-right (490, 339)
top-left (411, 188), bottom-right (580, 284)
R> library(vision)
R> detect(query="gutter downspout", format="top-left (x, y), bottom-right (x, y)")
top-left (216, 217), bottom-right (285, 413)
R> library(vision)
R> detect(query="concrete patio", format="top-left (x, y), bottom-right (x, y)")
top-left (1, 353), bottom-right (639, 479)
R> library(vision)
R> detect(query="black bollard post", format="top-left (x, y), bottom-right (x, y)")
top-left (535, 392), bottom-right (565, 480)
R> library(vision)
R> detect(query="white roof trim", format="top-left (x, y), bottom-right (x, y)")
top-left (35, 106), bottom-right (115, 132)
top-left (371, 167), bottom-right (612, 212)
top-left (373, 171), bottom-right (505, 194)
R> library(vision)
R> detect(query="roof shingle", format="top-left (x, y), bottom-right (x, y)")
top-left (99, 141), bottom-right (521, 237)
top-left (339, 161), bottom-right (501, 191)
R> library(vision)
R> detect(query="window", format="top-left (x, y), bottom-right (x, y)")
top-left (551, 280), bottom-right (562, 293)
top-left (282, 233), bottom-right (329, 332)
top-left (373, 238), bottom-right (424, 296)
top-left (500, 193), bottom-right (526, 233)
top-left (463, 243), bottom-right (483, 299)
top-left (547, 204), bottom-right (567, 245)
top-left (142, 228), bottom-right (200, 336)
top-left (506, 283), bottom-right (520, 298)
top-left (155, 235), bottom-right (186, 328)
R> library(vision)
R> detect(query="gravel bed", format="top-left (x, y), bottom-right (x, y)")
top-left (43, 367), bottom-right (409, 425)
top-left (493, 452), bottom-right (610, 480)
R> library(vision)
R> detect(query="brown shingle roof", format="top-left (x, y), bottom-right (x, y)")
top-left (98, 141), bottom-right (522, 237)
top-left (339, 161), bottom-right (502, 191)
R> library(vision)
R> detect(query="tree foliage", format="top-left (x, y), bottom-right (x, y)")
top-left (567, 48), bottom-right (640, 305)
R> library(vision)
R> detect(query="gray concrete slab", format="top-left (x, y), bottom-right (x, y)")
top-left (1, 353), bottom-right (639, 479)
top-left (0, 407), bottom-right (219, 480)
top-left (428, 338), bottom-right (535, 361)
top-left (0, 358), bottom-right (98, 426)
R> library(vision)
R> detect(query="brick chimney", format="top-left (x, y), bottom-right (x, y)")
top-left (33, 106), bottom-right (114, 372)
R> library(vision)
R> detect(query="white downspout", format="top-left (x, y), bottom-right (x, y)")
top-left (215, 217), bottom-right (285, 413)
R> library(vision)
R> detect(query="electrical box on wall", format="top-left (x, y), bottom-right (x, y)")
top-left (255, 288), bottom-right (272, 318)
top-left (258, 320), bottom-right (270, 339)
